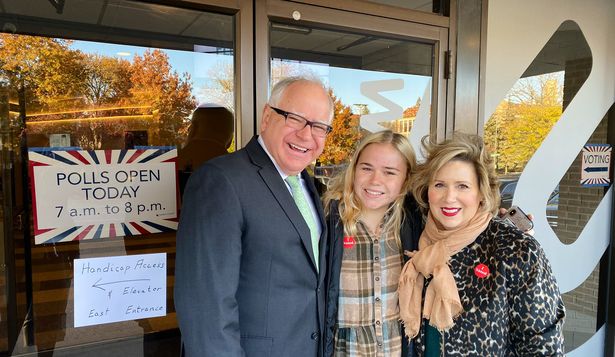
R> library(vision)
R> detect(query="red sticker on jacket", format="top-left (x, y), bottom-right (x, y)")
top-left (474, 263), bottom-right (490, 278)
top-left (343, 236), bottom-right (355, 249)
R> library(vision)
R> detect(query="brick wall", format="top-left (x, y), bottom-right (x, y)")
top-left (557, 57), bottom-right (603, 344)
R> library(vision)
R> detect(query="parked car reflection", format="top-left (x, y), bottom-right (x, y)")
top-left (546, 189), bottom-right (559, 228)
top-left (498, 175), bottom-right (519, 209)
top-left (498, 175), bottom-right (559, 228)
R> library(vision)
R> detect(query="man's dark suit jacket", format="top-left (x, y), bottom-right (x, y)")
top-left (174, 137), bottom-right (328, 357)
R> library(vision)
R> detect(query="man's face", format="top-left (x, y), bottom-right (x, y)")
top-left (260, 81), bottom-right (332, 176)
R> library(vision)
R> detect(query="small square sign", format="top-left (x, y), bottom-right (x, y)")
top-left (581, 144), bottom-right (611, 187)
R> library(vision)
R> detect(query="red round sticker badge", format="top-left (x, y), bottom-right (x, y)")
top-left (474, 263), bottom-right (490, 279)
top-left (343, 236), bottom-right (355, 249)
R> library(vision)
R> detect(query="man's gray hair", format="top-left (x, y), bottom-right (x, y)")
top-left (268, 76), bottom-right (334, 121)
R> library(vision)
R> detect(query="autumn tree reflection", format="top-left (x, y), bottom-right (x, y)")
top-left (0, 34), bottom-right (196, 149)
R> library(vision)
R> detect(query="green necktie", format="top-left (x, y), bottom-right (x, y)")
top-left (286, 175), bottom-right (319, 271)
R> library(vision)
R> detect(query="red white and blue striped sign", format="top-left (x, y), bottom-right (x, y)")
top-left (29, 148), bottom-right (178, 245)
top-left (581, 144), bottom-right (611, 187)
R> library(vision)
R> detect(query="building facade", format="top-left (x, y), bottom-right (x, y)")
top-left (0, 0), bottom-right (613, 356)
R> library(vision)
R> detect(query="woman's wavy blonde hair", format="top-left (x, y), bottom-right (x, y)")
top-left (411, 133), bottom-right (500, 215)
top-left (323, 130), bottom-right (417, 240)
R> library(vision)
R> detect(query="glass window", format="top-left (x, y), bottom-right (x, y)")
top-left (484, 20), bottom-right (597, 351)
top-left (269, 22), bottom-right (434, 182)
top-left (0, 1), bottom-right (234, 354)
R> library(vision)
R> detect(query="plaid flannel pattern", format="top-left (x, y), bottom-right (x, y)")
top-left (334, 220), bottom-right (404, 357)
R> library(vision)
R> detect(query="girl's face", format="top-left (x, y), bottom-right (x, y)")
top-left (353, 143), bottom-right (408, 218)
top-left (427, 160), bottom-right (482, 231)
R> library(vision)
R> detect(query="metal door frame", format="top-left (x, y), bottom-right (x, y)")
top-left (255, 0), bottom-right (452, 141)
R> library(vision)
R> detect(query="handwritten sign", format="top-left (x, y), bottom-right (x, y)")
top-left (29, 148), bottom-right (178, 244)
top-left (581, 144), bottom-right (611, 187)
top-left (74, 253), bottom-right (167, 327)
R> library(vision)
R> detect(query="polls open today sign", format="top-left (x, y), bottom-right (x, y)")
top-left (29, 148), bottom-right (178, 244)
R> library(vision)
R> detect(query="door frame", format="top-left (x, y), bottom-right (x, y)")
top-left (255, 0), bottom-right (452, 141)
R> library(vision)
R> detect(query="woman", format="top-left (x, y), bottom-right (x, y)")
top-left (177, 104), bottom-right (234, 198)
top-left (323, 130), bottom-right (423, 356)
top-left (177, 103), bottom-right (234, 173)
top-left (399, 133), bottom-right (565, 356)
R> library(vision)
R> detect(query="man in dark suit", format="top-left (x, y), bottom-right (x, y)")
top-left (174, 77), bottom-right (334, 356)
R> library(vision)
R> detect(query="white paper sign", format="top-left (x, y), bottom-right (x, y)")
top-left (29, 148), bottom-right (178, 244)
top-left (74, 253), bottom-right (167, 327)
top-left (34, 163), bottom-right (176, 228)
top-left (49, 133), bottom-right (71, 148)
top-left (581, 144), bottom-right (611, 187)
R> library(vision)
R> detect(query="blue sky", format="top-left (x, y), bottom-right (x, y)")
top-left (71, 40), bottom-right (430, 112)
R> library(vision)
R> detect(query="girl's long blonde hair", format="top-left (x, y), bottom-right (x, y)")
top-left (323, 130), bottom-right (417, 241)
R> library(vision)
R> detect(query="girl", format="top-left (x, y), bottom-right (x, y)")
top-left (323, 130), bottom-right (422, 357)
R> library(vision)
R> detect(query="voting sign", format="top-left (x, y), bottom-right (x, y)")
top-left (29, 148), bottom-right (178, 244)
top-left (581, 144), bottom-right (611, 187)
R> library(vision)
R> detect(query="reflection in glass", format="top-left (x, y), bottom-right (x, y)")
top-left (0, 88), bottom-right (10, 353)
top-left (487, 71), bottom-right (564, 174)
top-left (486, 20), bottom-right (596, 351)
top-left (269, 23), bottom-right (434, 183)
top-left (0, 1), bottom-right (234, 354)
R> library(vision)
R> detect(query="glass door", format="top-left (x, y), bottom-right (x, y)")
top-left (0, 1), bottom-right (239, 355)
top-left (257, 0), bottom-right (449, 179)
top-left (0, 84), bottom-right (30, 355)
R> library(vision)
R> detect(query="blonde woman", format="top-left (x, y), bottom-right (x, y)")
top-left (323, 130), bottom-right (422, 356)
top-left (399, 133), bottom-right (565, 356)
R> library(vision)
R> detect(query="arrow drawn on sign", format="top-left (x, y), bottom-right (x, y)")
top-left (92, 277), bottom-right (151, 291)
top-left (584, 167), bottom-right (608, 172)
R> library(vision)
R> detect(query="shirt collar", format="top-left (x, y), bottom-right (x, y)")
top-left (257, 136), bottom-right (293, 181)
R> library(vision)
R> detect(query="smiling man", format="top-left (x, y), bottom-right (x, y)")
top-left (175, 77), bottom-right (334, 357)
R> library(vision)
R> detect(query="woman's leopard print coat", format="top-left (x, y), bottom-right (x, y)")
top-left (413, 219), bottom-right (566, 356)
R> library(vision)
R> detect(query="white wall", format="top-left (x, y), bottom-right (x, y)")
top-left (484, 1), bottom-right (615, 355)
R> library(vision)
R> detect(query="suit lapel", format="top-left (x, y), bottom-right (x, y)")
top-left (302, 168), bottom-right (327, 333)
top-left (246, 138), bottom-right (318, 271)
top-left (302, 170), bottom-right (327, 279)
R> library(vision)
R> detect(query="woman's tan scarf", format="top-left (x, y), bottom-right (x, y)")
top-left (398, 210), bottom-right (492, 338)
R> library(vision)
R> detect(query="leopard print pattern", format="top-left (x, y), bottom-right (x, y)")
top-left (414, 219), bottom-right (566, 356)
